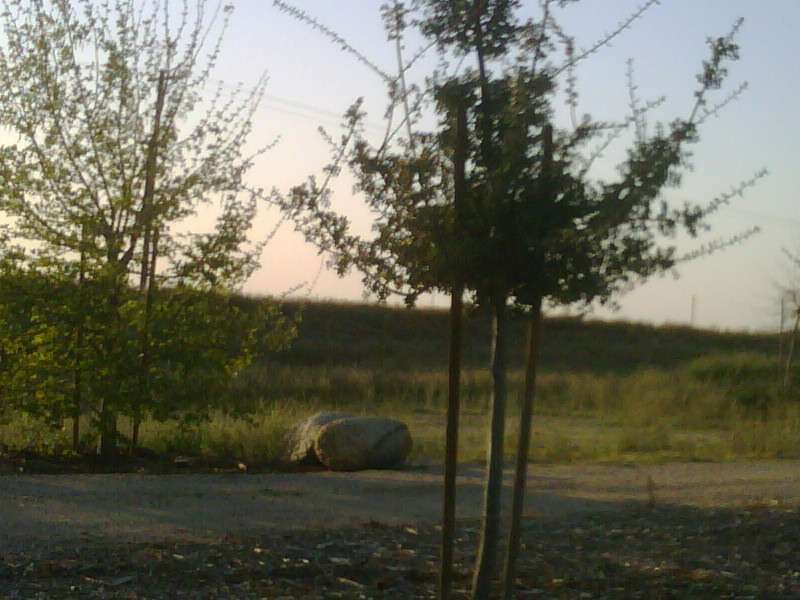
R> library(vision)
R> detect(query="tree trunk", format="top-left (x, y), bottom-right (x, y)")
top-left (502, 295), bottom-right (543, 599)
top-left (133, 229), bottom-right (159, 450)
top-left (98, 399), bottom-right (118, 460)
top-left (131, 410), bottom-right (141, 451)
top-left (779, 296), bottom-right (785, 370)
top-left (98, 272), bottom-right (123, 461)
top-left (502, 123), bottom-right (553, 598)
top-left (71, 407), bottom-right (80, 452)
top-left (471, 293), bottom-right (509, 600)
top-left (439, 95), bottom-right (468, 600)
top-left (71, 226), bottom-right (87, 453)
top-left (784, 310), bottom-right (800, 391)
top-left (440, 284), bottom-right (463, 600)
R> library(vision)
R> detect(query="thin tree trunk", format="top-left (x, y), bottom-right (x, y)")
top-left (98, 272), bottom-right (124, 461)
top-left (501, 123), bottom-right (553, 599)
top-left (132, 227), bottom-right (155, 450)
top-left (71, 342), bottom-right (83, 451)
top-left (784, 310), bottom-right (800, 391)
top-left (502, 295), bottom-right (543, 599)
top-left (779, 296), bottom-right (785, 368)
top-left (471, 293), bottom-right (509, 600)
top-left (71, 387), bottom-right (81, 451)
top-left (98, 397), bottom-right (118, 460)
top-left (72, 224), bottom-right (87, 452)
top-left (133, 229), bottom-right (159, 450)
top-left (439, 100), bottom-right (468, 600)
top-left (440, 282), bottom-right (463, 599)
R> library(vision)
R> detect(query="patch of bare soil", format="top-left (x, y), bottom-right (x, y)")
top-left (2, 458), bottom-right (800, 597)
top-left (2, 505), bottom-right (799, 598)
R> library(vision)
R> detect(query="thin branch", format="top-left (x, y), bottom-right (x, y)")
top-left (695, 168), bottom-right (769, 220)
top-left (391, 2), bottom-right (416, 155)
top-left (552, 0), bottom-right (661, 76)
top-left (695, 81), bottom-right (748, 125)
top-left (272, 0), bottom-right (393, 83)
top-left (675, 226), bottom-right (760, 263)
top-left (626, 58), bottom-right (646, 143)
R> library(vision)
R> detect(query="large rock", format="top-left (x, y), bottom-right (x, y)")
top-left (285, 411), bottom-right (353, 465)
top-left (314, 416), bottom-right (412, 471)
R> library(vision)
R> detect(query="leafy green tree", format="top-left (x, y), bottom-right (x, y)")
top-left (418, 4), bottom-right (762, 598)
top-left (0, 0), bottom-right (292, 458)
top-left (274, 1), bottom-right (763, 598)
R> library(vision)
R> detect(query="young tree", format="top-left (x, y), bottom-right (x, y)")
top-left (268, 7), bottom-right (472, 594)
top-left (0, 0), bottom-right (292, 458)
top-left (272, 1), bottom-right (762, 598)
top-left (419, 4), bottom-right (762, 597)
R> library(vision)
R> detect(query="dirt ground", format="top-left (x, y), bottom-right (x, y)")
top-left (2, 460), bottom-right (799, 553)
top-left (3, 461), bottom-right (800, 598)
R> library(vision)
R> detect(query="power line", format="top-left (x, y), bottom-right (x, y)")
top-left (209, 79), bottom-right (386, 133)
top-left (264, 94), bottom-right (349, 122)
top-left (261, 98), bottom-right (386, 134)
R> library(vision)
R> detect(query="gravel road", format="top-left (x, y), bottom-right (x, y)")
top-left (2, 461), bottom-right (799, 553)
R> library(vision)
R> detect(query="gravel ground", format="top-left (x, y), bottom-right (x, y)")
top-left (1, 460), bottom-right (800, 597)
top-left (2, 461), bottom-right (800, 551)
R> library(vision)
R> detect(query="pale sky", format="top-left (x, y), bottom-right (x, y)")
top-left (208, 1), bottom-right (798, 332)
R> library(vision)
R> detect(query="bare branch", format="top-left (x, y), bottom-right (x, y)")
top-left (675, 226), bottom-right (760, 263)
top-left (272, 0), bottom-right (393, 83)
top-left (695, 168), bottom-right (769, 220)
top-left (553, 0), bottom-right (661, 76)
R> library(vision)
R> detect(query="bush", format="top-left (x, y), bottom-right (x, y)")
top-left (686, 353), bottom-right (784, 413)
top-left (687, 352), bottom-right (779, 385)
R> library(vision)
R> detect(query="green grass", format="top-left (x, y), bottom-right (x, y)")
top-left (0, 299), bottom-right (795, 466)
top-left (271, 298), bottom-right (776, 372)
top-left (5, 359), bottom-right (800, 466)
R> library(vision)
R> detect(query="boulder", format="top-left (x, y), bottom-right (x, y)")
top-left (314, 416), bottom-right (412, 471)
top-left (286, 411), bottom-right (353, 465)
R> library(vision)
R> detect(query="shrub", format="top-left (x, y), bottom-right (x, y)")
top-left (686, 352), bottom-right (784, 413)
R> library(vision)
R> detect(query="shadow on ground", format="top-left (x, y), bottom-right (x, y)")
top-left (1, 499), bottom-right (798, 598)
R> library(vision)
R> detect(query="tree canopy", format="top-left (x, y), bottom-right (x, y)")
top-left (273, 1), bottom-right (763, 598)
top-left (0, 0), bottom-right (294, 457)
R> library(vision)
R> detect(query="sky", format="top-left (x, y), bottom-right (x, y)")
top-left (204, 0), bottom-right (798, 332)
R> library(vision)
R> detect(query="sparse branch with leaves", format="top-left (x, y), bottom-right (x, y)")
top-left (272, 2), bottom-right (764, 599)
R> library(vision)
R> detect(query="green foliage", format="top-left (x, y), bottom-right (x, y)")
top-left (415, 0), bottom-right (523, 58)
top-left (144, 289), bottom-right (296, 423)
top-left (687, 352), bottom-right (780, 384)
top-left (278, 6), bottom-right (759, 312)
top-left (687, 352), bottom-right (789, 413)
top-left (6, 351), bottom-right (800, 464)
top-left (0, 0), bottom-right (291, 455)
top-left (0, 271), bottom-right (295, 433)
top-left (270, 299), bottom-right (775, 372)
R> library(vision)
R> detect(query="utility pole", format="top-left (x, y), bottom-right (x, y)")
top-left (133, 69), bottom-right (169, 450)
top-left (690, 294), bottom-right (697, 326)
top-left (139, 69), bottom-right (168, 294)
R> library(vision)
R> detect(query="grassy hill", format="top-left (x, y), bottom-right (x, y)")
top-left (3, 295), bottom-right (795, 464)
top-left (267, 299), bottom-right (776, 373)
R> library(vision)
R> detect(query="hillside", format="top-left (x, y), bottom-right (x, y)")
top-left (265, 299), bottom-right (776, 373)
